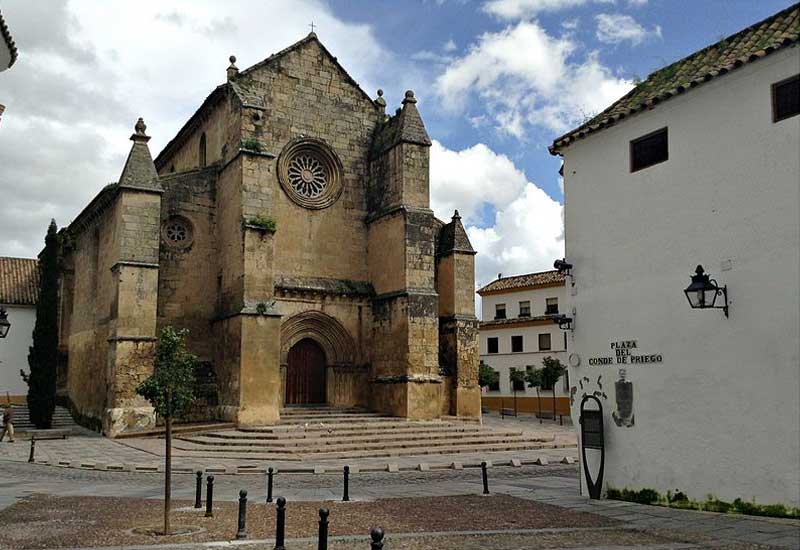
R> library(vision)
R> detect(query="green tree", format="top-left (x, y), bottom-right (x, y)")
top-left (22, 220), bottom-right (60, 429)
top-left (509, 368), bottom-right (526, 416)
top-left (541, 356), bottom-right (567, 421)
top-left (478, 361), bottom-right (499, 390)
top-left (137, 327), bottom-right (198, 535)
top-left (524, 366), bottom-right (545, 421)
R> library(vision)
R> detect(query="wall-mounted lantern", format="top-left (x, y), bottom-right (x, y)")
top-left (683, 265), bottom-right (729, 318)
top-left (554, 314), bottom-right (573, 331)
top-left (554, 258), bottom-right (573, 275)
top-left (0, 308), bottom-right (10, 338)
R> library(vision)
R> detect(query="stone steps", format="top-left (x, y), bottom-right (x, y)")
top-left (238, 420), bottom-right (471, 435)
top-left (199, 425), bottom-right (491, 440)
top-left (6, 405), bottom-right (80, 432)
top-left (178, 429), bottom-right (538, 449)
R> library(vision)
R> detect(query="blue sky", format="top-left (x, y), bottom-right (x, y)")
top-left (0, 0), bottom-right (793, 288)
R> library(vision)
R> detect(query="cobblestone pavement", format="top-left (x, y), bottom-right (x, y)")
top-left (0, 461), bottom-right (797, 548)
top-left (0, 414), bottom-right (578, 475)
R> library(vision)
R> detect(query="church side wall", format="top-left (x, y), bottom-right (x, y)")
top-left (157, 168), bottom-right (218, 361)
top-left (65, 204), bottom-right (119, 428)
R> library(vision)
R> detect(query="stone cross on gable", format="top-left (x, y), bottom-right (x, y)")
top-left (309, 22), bottom-right (316, 33)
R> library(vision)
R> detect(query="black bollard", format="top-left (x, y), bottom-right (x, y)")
top-left (342, 465), bottom-right (350, 502)
top-left (236, 489), bottom-right (248, 539)
top-left (275, 497), bottom-right (286, 550)
top-left (370, 527), bottom-right (385, 550)
top-left (266, 467), bottom-right (274, 503)
top-left (317, 508), bottom-right (329, 550)
top-left (28, 436), bottom-right (35, 463)
top-left (194, 471), bottom-right (203, 509)
top-left (205, 475), bottom-right (215, 517)
top-left (481, 461), bottom-right (490, 495)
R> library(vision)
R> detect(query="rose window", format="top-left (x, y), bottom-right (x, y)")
top-left (287, 154), bottom-right (328, 198)
top-left (277, 137), bottom-right (344, 210)
top-left (161, 216), bottom-right (194, 249)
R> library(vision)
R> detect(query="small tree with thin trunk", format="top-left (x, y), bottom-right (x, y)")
top-left (22, 220), bottom-right (60, 429)
top-left (524, 366), bottom-right (545, 421)
top-left (509, 368), bottom-right (525, 416)
top-left (137, 327), bottom-right (197, 535)
top-left (541, 356), bottom-right (567, 421)
top-left (478, 361), bottom-right (499, 390)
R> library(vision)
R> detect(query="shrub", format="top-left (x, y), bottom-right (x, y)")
top-left (241, 138), bottom-right (262, 152)
top-left (247, 214), bottom-right (277, 233)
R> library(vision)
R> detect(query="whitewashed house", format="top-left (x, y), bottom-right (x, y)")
top-left (477, 270), bottom-right (570, 417)
top-left (0, 9), bottom-right (18, 123)
top-left (0, 257), bottom-right (38, 403)
top-left (551, 5), bottom-right (799, 506)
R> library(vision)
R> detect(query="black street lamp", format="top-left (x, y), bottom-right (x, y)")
top-left (0, 308), bottom-right (10, 338)
top-left (683, 265), bottom-right (729, 318)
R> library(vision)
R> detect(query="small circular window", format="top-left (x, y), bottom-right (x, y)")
top-left (277, 137), bottom-right (344, 209)
top-left (161, 216), bottom-right (194, 249)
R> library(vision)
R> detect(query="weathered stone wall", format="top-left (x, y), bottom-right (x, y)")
top-left (157, 167), bottom-right (218, 361)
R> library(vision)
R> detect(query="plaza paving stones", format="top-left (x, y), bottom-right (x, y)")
top-left (0, 453), bottom-right (796, 547)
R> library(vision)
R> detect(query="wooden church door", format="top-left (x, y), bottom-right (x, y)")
top-left (285, 338), bottom-right (327, 404)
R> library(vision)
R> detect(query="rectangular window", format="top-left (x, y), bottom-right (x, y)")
top-left (495, 303), bottom-right (506, 320)
top-left (511, 368), bottom-right (525, 392)
top-left (511, 335), bottom-right (523, 353)
top-left (539, 333), bottom-right (552, 351)
top-left (519, 300), bottom-right (531, 317)
top-left (487, 337), bottom-right (499, 354)
top-left (545, 297), bottom-right (559, 315)
top-left (630, 127), bottom-right (668, 172)
top-left (773, 74), bottom-right (800, 122)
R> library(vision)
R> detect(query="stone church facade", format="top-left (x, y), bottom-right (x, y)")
top-left (56, 34), bottom-right (480, 436)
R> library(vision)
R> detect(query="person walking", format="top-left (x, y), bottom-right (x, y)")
top-left (1, 405), bottom-right (15, 442)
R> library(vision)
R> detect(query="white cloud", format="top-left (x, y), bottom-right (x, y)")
top-left (595, 13), bottom-right (662, 45)
top-left (483, 0), bottom-right (612, 20)
top-left (435, 20), bottom-right (632, 136)
top-left (0, 0), bottom-right (389, 257)
top-left (443, 38), bottom-right (457, 52)
top-left (429, 140), bottom-right (564, 294)
top-left (562, 18), bottom-right (580, 30)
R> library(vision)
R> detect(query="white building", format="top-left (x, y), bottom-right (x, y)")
top-left (1, 9), bottom-right (18, 123)
top-left (551, 5), bottom-right (799, 506)
top-left (0, 257), bottom-right (38, 403)
top-left (477, 270), bottom-right (570, 416)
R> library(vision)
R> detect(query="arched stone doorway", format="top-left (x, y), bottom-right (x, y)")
top-left (285, 338), bottom-right (327, 405)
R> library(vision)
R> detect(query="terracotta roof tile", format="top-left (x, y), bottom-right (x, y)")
top-left (0, 9), bottom-right (18, 69)
top-left (477, 270), bottom-right (565, 295)
top-left (551, 3), bottom-right (800, 153)
top-left (0, 257), bottom-right (39, 306)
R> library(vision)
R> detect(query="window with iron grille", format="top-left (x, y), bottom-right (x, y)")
top-left (630, 127), bottom-right (668, 172)
top-left (773, 74), bottom-right (799, 123)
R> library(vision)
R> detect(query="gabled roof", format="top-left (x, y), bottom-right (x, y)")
top-left (0, 257), bottom-right (39, 306)
top-left (477, 270), bottom-right (565, 296)
top-left (0, 9), bottom-right (18, 69)
top-left (155, 33), bottom-right (378, 170)
top-left (550, 3), bottom-right (800, 154)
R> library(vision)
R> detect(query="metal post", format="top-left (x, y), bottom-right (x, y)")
top-left (317, 507), bottom-right (329, 550)
top-left (560, 414), bottom-right (563, 426)
top-left (275, 497), bottom-right (286, 550)
top-left (343, 465), bottom-right (350, 502)
top-left (194, 471), bottom-right (202, 508)
top-left (28, 436), bottom-right (35, 463)
top-left (370, 527), bottom-right (384, 549)
top-left (266, 467), bottom-right (274, 503)
top-left (205, 475), bottom-right (214, 517)
top-left (236, 489), bottom-right (248, 539)
top-left (481, 461), bottom-right (489, 495)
